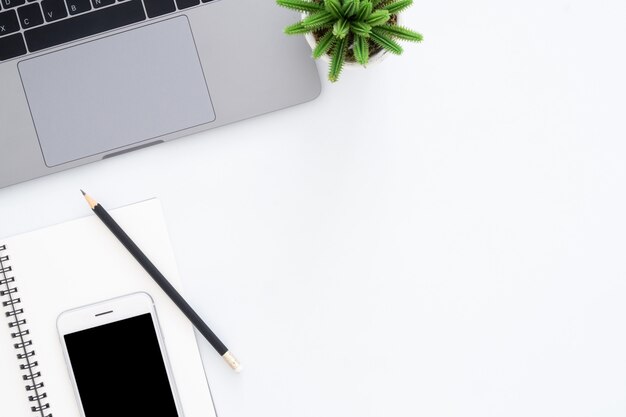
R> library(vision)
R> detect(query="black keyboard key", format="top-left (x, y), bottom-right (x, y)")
top-left (1, 0), bottom-right (25, 9)
top-left (0, 9), bottom-right (19, 35)
top-left (17, 3), bottom-right (43, 29)
top-left (0, 32), bottom-right (26, 60)
top-left (200, 0), bottom-right (213, 3)
top-left (175, 0), bottom-right (198, 9)
top-left (41, 0), bottom-right (67, 22)
top-left (91, 0), bottom-right (113, 8)
top-left (143, 0), bottom-right (174, 17)
top-left (24, 0), bottom-right (145, 52)
top-left (66, 0), bottom-right (90, 15)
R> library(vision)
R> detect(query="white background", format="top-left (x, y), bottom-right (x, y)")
top-left (2, 1), bottom-right (626, 416)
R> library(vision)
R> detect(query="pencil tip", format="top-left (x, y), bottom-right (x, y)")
top-left (81, 191), bottom-right (98, 209)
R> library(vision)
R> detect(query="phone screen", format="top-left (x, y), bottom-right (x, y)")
top-left (64, 313), bottom-right (180, 417)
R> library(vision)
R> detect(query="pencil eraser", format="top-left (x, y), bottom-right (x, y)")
top-left (222, 351), bottom-right (242, 373)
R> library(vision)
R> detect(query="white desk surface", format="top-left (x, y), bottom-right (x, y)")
top-left (2, 2), bottom-right (626, 416)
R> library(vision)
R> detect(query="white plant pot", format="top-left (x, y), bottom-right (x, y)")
top-left (304, 32), bottom-right (387, 67)
top-left (301, 12), bottom-right (401, 68)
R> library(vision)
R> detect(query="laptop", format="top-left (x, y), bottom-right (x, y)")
top-left (0, 0), bottom-right (321, 188)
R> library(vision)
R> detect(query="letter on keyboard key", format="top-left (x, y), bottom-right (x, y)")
top-left (1, 0), bottom-right (25, 9)
top-left (0, 9), bottom-right (20, 34)
top-left (18, 3), bottom-right (44, 29)
top-left (143, 0), bottom-right (175, 18)
top-left (0, 32), bottom-right (26, 60)
top-left (41, 0), bottom-right (67, 21)
top-left (91, 0), bottom-right (114, 8)
top-left (66, 0), bottom-right (91, 15)
top-left (24, 0), bottom-right (146, 52)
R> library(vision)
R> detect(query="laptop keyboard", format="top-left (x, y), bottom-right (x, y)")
top-left (0, 0), bottom-right (213, 61)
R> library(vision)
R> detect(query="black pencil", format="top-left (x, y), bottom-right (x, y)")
top-left (81, 190), bottom-right (241, 372)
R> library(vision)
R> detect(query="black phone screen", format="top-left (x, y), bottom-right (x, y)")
top-left (64, 313), bottom-right (180, 417)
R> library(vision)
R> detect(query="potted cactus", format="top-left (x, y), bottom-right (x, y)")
top-left (276, 0), bottom-right (423, 82)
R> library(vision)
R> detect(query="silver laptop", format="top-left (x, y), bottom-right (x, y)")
top-left (0, 0), bottom-right (320, 188)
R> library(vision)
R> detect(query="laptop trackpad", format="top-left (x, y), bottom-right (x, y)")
top-left (18, 17), bottom-right (215, 167)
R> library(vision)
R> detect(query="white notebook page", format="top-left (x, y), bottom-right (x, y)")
top-left (0, 199), bottom-right (217, 417)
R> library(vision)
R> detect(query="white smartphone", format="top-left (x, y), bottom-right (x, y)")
top-left (57, 292), bottom-right (184, 417)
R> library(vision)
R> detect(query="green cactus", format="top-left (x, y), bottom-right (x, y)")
top-left (277, 0), bottom-right (423, 82)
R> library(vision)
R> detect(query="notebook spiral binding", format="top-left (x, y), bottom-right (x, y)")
top-left (0, 245), bottom-right (52, 417)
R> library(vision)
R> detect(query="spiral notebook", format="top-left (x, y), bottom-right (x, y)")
top-left (0, 199), bottom-right (217, 417)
